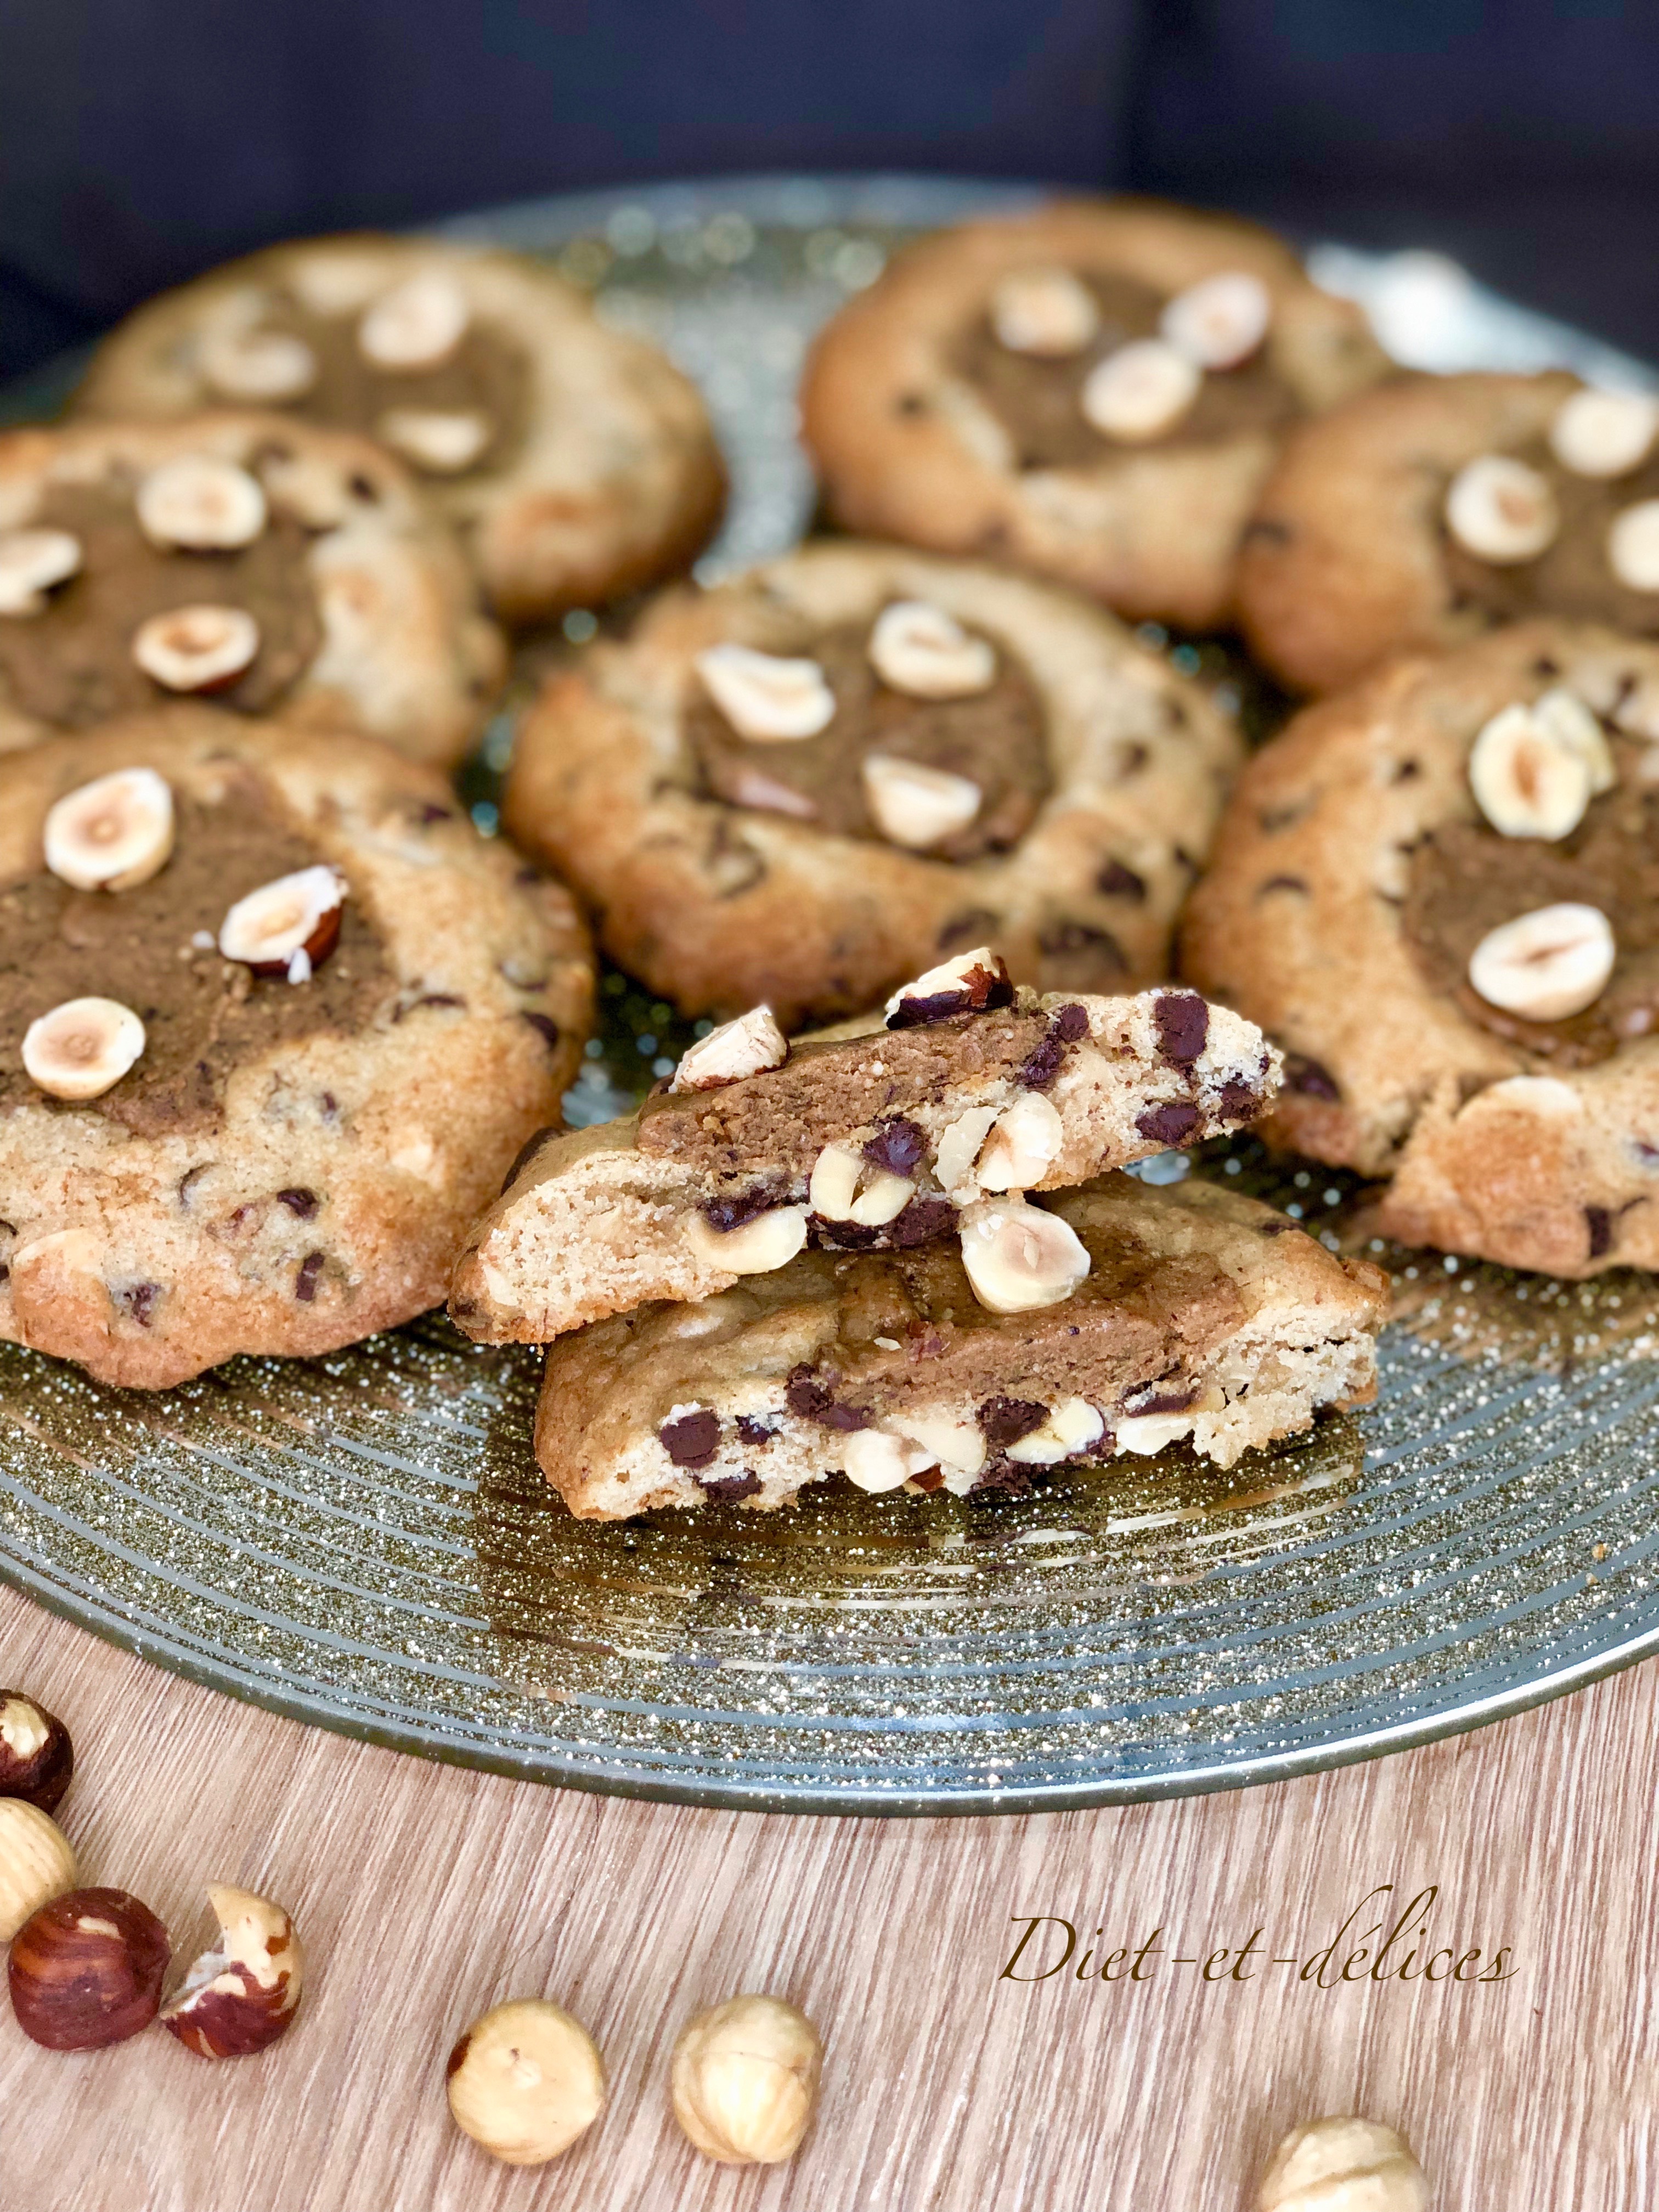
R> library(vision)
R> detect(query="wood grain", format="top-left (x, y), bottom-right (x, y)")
top-left (0, 1581), bottom-right (1652, 2210)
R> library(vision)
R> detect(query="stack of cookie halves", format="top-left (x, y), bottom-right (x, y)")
top-left (448, 950), bottom-right (1387, 1518)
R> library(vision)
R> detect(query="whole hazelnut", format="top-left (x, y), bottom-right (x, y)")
top-left (0, 1691), bottom-right (73, 1813)
top-left (670, 1993), bottom-right (822, 2166)
top-left (0, 1798), bottom-right (77, 1942)
top-left (9, 1886), bottom-right (171, 2050)
top-left (160, 1884), bottom-right (304, 2058)
top-left (445, 1998), bottom-right (607, 2165)
top-left (1257, 2114), bottom-right (1429, 2211)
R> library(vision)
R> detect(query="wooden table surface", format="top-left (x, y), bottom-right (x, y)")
top-left (0, 1581), bottom-right (1652, 2212)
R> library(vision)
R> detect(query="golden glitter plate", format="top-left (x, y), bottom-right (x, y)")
top-left (2, 178), bottom-right (1656, 1813)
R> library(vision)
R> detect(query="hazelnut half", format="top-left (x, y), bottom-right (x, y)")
top-left (43, 766), bottom-right (176, 892)
top-left (218, 864), bottom-right (346, 980)
top-left (358, 270), bottom-right (471, 371)
top-left (376, 407), bottom-right (491, 474)
top-left (1549, 386), bottom-right (1658, 478)
top-left (445, 1997), bottom-right (606, 2165)
top-left (842, 1429), bottom-right (938, 1494)
top-left (861, 752), bottom-right (983, 850)
top-left (1467, 700), bottom-right (1592, 840)
top-left (132, 603), bottom-right (261, 691)
top-left (1607, 499), bottom-right (1659, 593)
top-left (695, 644), bottom-right (836, 741)
top-left (0, 1799), bottom-right (77, 1941)
top-left (1080, 338), bottom-right (1200, 442)
top-left (160, 1883), bottom-right (304, 2058)
top-left (1468, 901), bottom-right (1616, 1022)
top-left (990, 266), bottom-right (1101, 357)
top-left (867, 600), bottom-right (996, 699)
top-left (0, 527), bottom-right (82, 617)
top-left (1444, 454), bottom-right (1558, 563)
top-left (22, 996), bottom-right (146, 1101)
top-left (134, 456), bottom-right (268, 551)
top-left (0, 1691), bottom-right (74, 1814)
top-left (884, 946), bottom-right (1014, 1029)
top-left (1257, 2114), bottom-right (1427, 2212)
top-left (9, 1886), bottom-right (170, 2050)
top-left (958, 1197), bottom-right (1091, 1314)
top-left (671, 1006), bottom-right (789, 1092)
top-left (670, 1992), bottom-right (822, 2166)
top-left (683, 1204), bottom-right (810, 1276)
top-left (199, 327), bottom-right (319, 403)
top-left (1160, 269), bottom-right (1272, 369)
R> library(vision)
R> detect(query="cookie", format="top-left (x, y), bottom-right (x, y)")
top-left (75, 234), bottom-right (727, 625)
top-left (529, 1173), bottom-right (1387, 1519)
top-left (0, 415), bottom-right (504, 765)
top-left (1181, 619), bottom-right (1659, 1276)
top-left (450, 957), bottom-right (1279, 1343)
top-left (1237, 370), bottom-right (1659, 693)
top-left (503, 541), bottom-right (1243, 1028)
top-left (798, 199), bottom-right (1389, 631)
top-left (0, 708), bottom-right (593, 1387)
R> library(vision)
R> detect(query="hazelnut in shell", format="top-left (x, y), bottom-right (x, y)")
top-left (670, 1992), bottom-right (823, 2166)
top-left (0, 1799), bottom-right (77, 1942)
top-left (0, 1690), bottom-right (74, 1813)
top-left (445, 1997), bottom-right (607, 2165)
top-left (160, 1883), bottom-right (304, 2058)
top-left (9, 1886), bottom-right (171, 2050)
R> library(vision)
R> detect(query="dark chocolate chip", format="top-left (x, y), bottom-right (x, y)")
top-left (500, 1126), bottom-right (557, 1193)
top-left (1136, 1101), bottom-right (1200, 1146)
top-left (935, 909), bottom-right (1002, 953)
top-left (1243, 517), bottom-right (1293, 546)
top-left (1532, 656), bottom-right (1561, 679)
top-left (1217, 1078), bottom-right (1262, 1122)
top-left (393, 994), bottom-right (466, 1022)
top-left (659, 1407), bottom-right (720, 1468)
top-left (520, 1012), bottom-right (562, 1051)
top-left (702, 1183), bottom-right (790, 1233)
top-left (417, 803), bottom-right (454, 825)
top-left (1153, 991), bottom-right (1209, 1066)
top-left (968, 1461), bottom-right (1034, 1500)
top-left (978, 1397), bottom-right (1047, 1448)
top-left (1257, 800), bottom-right (1313, 834)
top-left (884, 1195), bottom-right (957, 1249)
top-left (735, 1415), bottom-right (777, 1447)
top-left (1016, 1001), bottom-right (1089, 1090)
top-left (698, 1471), bottom-right (761, 1502)
top-left (1259, 1220), bottom-right (1295, 1236)
top-left (1036, 921), bottom-right (1127, 977)
top-left (276, 1187), bottom-right (319, 1218)
top-left (896, 392), bottom-right (926, 416)
top-left (1587, 1206), bottom-right (1614, 1259)
top-left (1393, 759), bottom-right (1422, 783)
top-left (120, 1282), bottom-right (162, 1329)
top-left (783, 1364), bottom-right (870, 1429)
top-left (864, 1118), bottom-right (927, 1176)
top-left (295, 1251), bottom-right (325, 1301)
top-left (348, 472), bottom-right (378, 501)
top-left (320, 1092), bottom-right (338, 1119)
top-left (1284, 1053), bottom-right (1341, 1102)
top-left (1095, 860), bottom-right (1146, 901)
top-left (1115, 742), bottom-right (1149, 778)
top-left (1257, 874), bottom-right (1310, 898)
top-left (1122, 1381), bottom-right (1195, 1417)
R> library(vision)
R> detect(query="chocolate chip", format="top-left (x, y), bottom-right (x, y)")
top-left (394, 994), bottom-right (466, 1022)
top-left (1217, 1078), bottom-right (1261, 1122)
top-left (1259, 1220), bottom-right (1295, 1236)
top-left (1136, 1101), bottom-right (1200, 1146)
top-left (1586, 1206), bottom-right (1614, 1259)
top-left (520, 1012), bottom-right (562, 1051)
top-left (1095, 860), bottom-right (1146, 901)
top-left (1243, 517), bottom-right (1292, 546)
top-left (885, 1195), bottom-right (957, 1248)
top-left (1017, 1001), bottom-right (1090, 1090)
top-left (864, 1118), bottom-right (927, 1175)
top-left (896, 392), bottom-right (926, 415)
top-left (1393, 759), bottom-right (1422, 783)
top-left (935, 909), bottom-right (1002, 953)
top-left (348, 472), bottom-right (378, 502)
top-left (783, 1364), bottom-right (870, 1429)
top-left (978, 1397), bottom-right (1046, 1448)
top-left (1037, 921), bottom-right (1127, 979)
top-left (500, 1127), bottom-right (557, 1193)
top-left (119, 1282), bottom-right (162, 1329)
top-left (659, 1407), bottom-right (720, 1467)
top-left (177, 1165), bottom-right (210, 1209)
top-left (320, 1092), bottom-right (338, 1119)
top-left (1284, 1053), bottom-right (1341, 1102)
top-left (702, 1182), bottom-right (789, 1232)
top-left (1115, 743), bottom-right (1149, 778)
top-left (276, 1187), bottom-right (319, 1218)
top-left (1257, 874), bottom-right (1310, 898)
top-left (735, 1415), bottom-right (776, 1447)
top-left (1258, 799), bottom-right (1313, 834)
top-left (417, 803), bottom-right (454, 825)
top-left (295, 1251), bottom-right (324, 1302)
top-left (968, 1461), bottom-right (1034, 1500)
top-left (698, 1471), bottom-right (761, 1502)
top-left (1122, 1381), bottom-right (1195, 1416)
top-left (1532, 656), bottom-right (1561, 679)
top-left (1153, 991), bottom-right (1209, 1067)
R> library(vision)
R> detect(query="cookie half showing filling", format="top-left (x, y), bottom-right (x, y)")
top-left (449, 956), bottom-right (1280, 1342)
top-left (531, 1175), bottom-right (1389, 1519)
top-left (504, 539), bottom-right (1244, 1028)
top-left (0, 415), bottom-right (504, 765)
top-left (1182, 618), bottom-right (1659, 1277)
top-left (74, 234), bottom-right (726, 625)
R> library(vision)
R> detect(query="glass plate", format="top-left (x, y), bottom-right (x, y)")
top-left (2, 176), bottom-right (1656, 1815)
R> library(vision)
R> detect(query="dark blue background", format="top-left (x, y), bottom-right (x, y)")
top-left (3, 0), bottom-right (1656, 379)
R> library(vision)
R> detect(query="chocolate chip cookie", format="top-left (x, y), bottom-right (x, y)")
top-left (1237, 371), bottom-right (1659, 693)
top-left (75, 235), bottom-right (727, 626)
top-left (529, 1173), bottom-right (1387, 1518)
top-left (0, 707), bottom-right (592, 1387)
top-left (1181, 619), bottom-right (1659, 1275)
top-left (0, 415), bottom-right (505, 765)
top-left (503, 541), bottom-right (1244, 1028)
top-left (450, 956), bottom-right (1278, 1343)
top-left (799, 199), bottom-right (1389, 631)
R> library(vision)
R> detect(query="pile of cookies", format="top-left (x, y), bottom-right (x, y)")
top-left (4, 192), bottom-right (1645, 1519)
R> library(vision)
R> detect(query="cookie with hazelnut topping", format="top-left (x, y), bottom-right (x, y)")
top-left (74, 233), bottom-right (726, 627)
top-left (1237, 370), bottom-right (1659, 694)
top-left (449, 960), bottom-right (1280, 1344)
top-left (798, 198), bottom-right (1388, 632)
top-left (1181, 619), bottom-right (1659, 1277)
top-left (504, 539), bottom-right (1244, 1029)
top-left (528, 1173), bottom-right (1387, 1519)
top-left (0, 413), bottom-right (504, 765)
top-left (0, 708), bottom-right (592, 1387)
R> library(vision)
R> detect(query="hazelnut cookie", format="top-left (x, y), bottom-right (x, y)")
top-left (503, 541), bottom-right (1243, 1028)
top-left (0, 708), bottom-right (592, 1387)
top-left (0, 415), bottom-right (504, 765)
top-left (798, 199), bottom-right (1389, 631)
top-left (75, 235), bottom-right (727, 625)
top-left (450, 955), bottom-right (1279, 1343)
top-left (530, 1174), bottom-right (1387, 1518)
top-left (1181, 620), bottom-right (1659, 1276)
top-left (1238, 371), bottom-right (1659, 693)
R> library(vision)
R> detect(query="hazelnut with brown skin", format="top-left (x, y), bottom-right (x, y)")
top-left (445, 1998), bottom-right (607, 2165)
top-left (670, 1993), bottom-right (823, 2166)
top-left (160, 1884), bottom-right (304, 2058)
top-left (9, 1886), bottom-right (171, 2050)
top-left (0, 1691), bottom-right (73, 1814)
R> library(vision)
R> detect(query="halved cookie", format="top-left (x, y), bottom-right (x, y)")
top-left (503, 540), bottom-right (1243, 1026)
top-left (799, 199), bottom-right (1388, 630)
top-left (0, 415), bottom-right (504, 764)
top-left (1181, 620), bottom-right (1659, 1276)
top-left (0, 708), bottom-right (592, 1387)
top-left (531, 1174), bottom-right (1388, 1518)
top-left (74, 234), bottom-right (726, 625)
top-left (450, 958), bottom-right (1278, 1342)
top-left (1238, 370), bottom-right (1659, 693)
